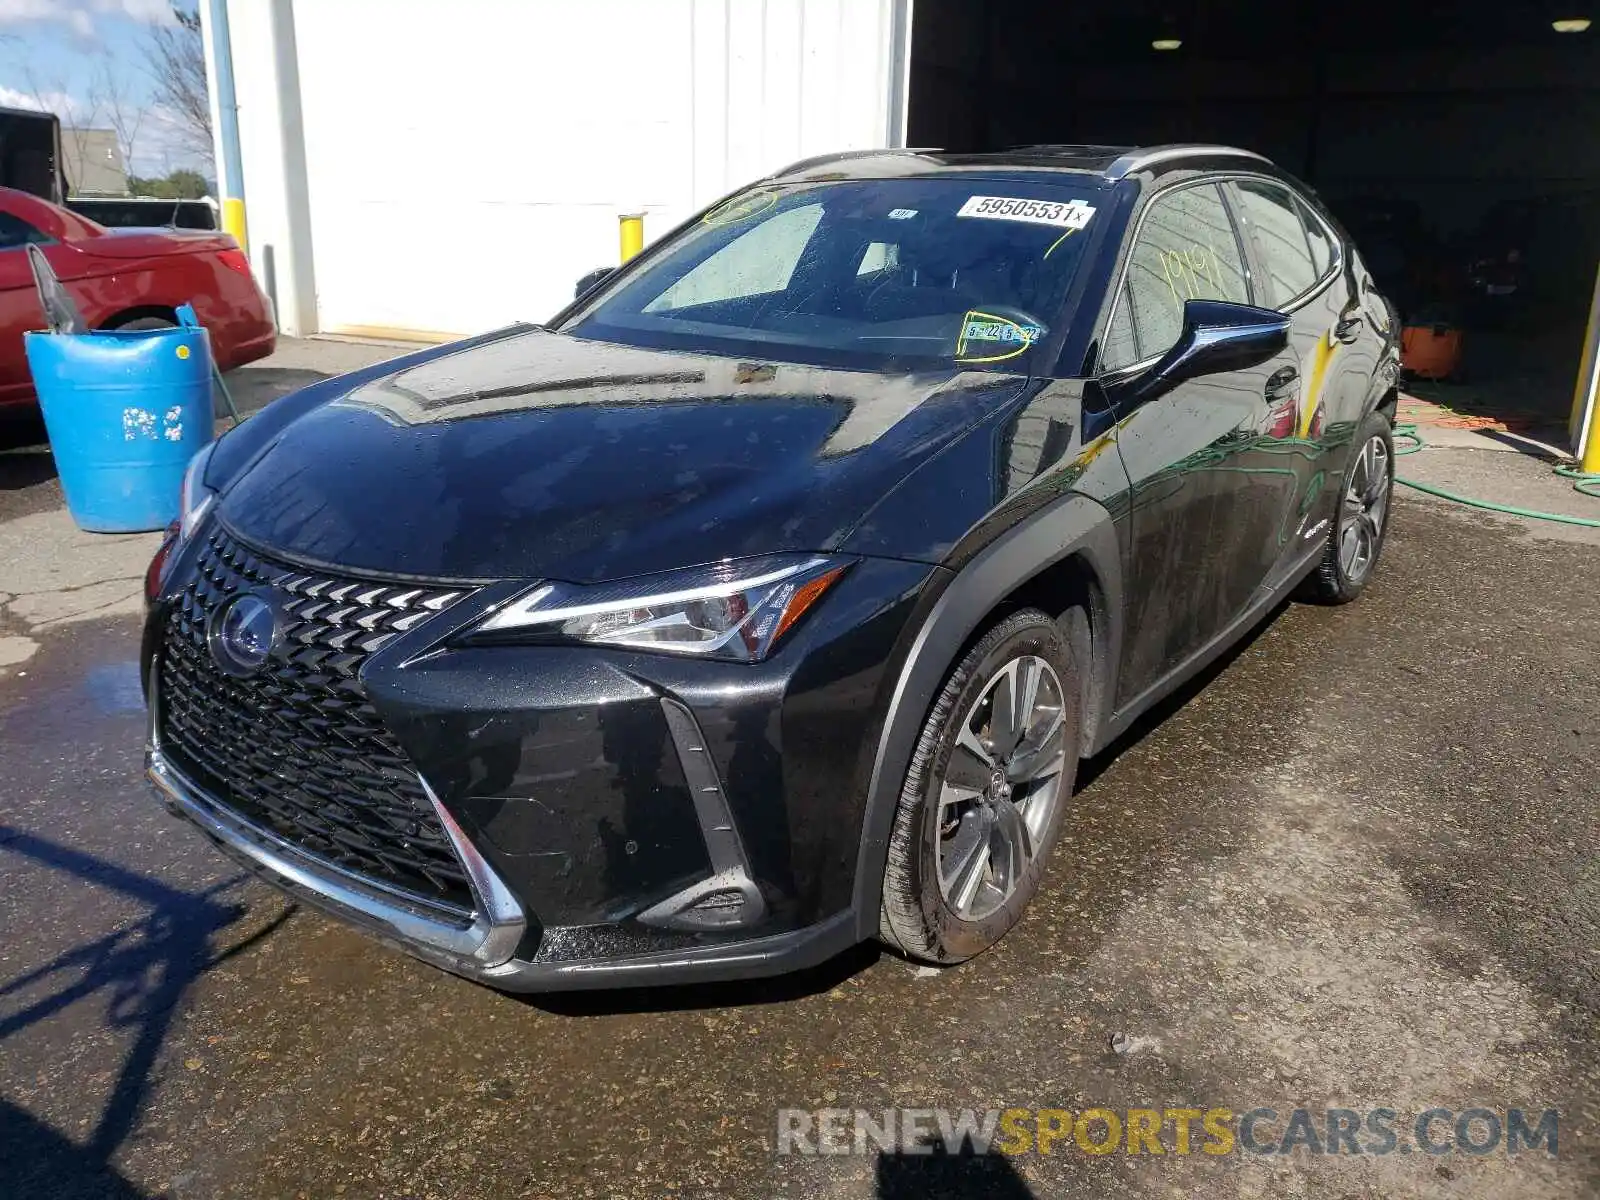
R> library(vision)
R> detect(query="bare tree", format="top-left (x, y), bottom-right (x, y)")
top-left (140, 5), bottom-right (213, 168)
top-left (89, 53), bottom-right (149, 181)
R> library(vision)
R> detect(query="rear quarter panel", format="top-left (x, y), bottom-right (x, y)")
top-left (0, 245), bottom-right (41, 402)
top-left (56, 242), bottom-right (274, 368)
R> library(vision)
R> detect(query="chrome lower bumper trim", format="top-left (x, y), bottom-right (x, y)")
top-left (148, 747), bottom-right (527, 968)
top-left (146, 656), bottom-right (527, 971)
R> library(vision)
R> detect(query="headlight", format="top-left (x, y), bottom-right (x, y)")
top-left (177, 442), bottom-right (216, 543)
top-left (473, 555), bottom-right (849, 662)
top-left (147, 442), bottom-right (216, 604)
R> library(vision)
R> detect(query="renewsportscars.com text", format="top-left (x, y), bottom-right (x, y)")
top-left (776, 1106), bottom-right (1559, 1158)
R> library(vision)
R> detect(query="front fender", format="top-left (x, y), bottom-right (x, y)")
top-left (848, 490), bottom-right (1122, 940)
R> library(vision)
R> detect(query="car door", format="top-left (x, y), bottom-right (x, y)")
top-left (1227, 177), bottom-right (1364, 580)
top-left (1100, 179), bottom-right (1290, 707)
top-left (0, 210), bottom-right (51, 403)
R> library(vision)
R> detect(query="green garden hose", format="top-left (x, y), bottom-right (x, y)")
top-left (1392, 421), bottom-right (1600, 529)
top-left (1554, 465), bottom-right (1600, 500)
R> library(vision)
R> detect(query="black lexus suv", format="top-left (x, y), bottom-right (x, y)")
top-left (143, 144), bottom-right (1400, 990)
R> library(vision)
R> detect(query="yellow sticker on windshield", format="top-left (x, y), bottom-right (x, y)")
top-left (1042, 228), bottom-right (1078, 259)
top-left (956, 310), bottom-right (1044, 363)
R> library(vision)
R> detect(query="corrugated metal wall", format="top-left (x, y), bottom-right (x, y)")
top-left (231, 0), bottom-right (907, 338)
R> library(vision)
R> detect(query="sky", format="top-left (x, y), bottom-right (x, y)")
top-left (0, 0), bottom-right (208, 177)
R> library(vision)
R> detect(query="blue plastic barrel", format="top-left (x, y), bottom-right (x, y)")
top-left (24, 316), bottom-right (215, 533)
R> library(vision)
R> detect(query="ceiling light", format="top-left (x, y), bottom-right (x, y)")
top-left (1553, 17), bottom-right (1591, 31)
top-left (1152, 37), bottom-right (1182, 50)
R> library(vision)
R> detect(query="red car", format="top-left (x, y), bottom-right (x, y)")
top-left (0, 186), bottom-right (275, 407)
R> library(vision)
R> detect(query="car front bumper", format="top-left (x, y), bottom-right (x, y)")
top-left (149, 736), bottom-right (855, 990)
top-left (143, 522), bottom-right (935, 990)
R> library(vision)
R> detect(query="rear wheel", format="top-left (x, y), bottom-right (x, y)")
top-left (879, 608), bottom-right (1080, 964)
top-left (107, 314), bottom-right (177, 331)
top-left (1300, 410), bottom-right (1395, 604)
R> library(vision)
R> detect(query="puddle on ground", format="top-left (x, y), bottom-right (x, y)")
top-left (83, 661), bottom-right (144, 716)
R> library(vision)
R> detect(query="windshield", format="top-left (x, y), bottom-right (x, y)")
top-left (563, 176), bottom-right (1109, 373)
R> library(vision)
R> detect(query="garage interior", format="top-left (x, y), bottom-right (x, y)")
top-left (908, 0), bottom-right (1600, 423)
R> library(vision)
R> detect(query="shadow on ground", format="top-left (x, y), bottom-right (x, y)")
top-left (0, 409), bottom-right (52, 487)
top-left (528, 941), bottom-right (882, 1018)
top-left (0, 1099), bottom-right (153, 1200)
top-left (0, 827), bottom-right (294, 1191)
top-left (875, 1141), bottom-right (1036, 1198)
top-left (1078, 596), bottom-right (1293, 791)
top-left (1406, 318), bottom-right (1582, 440)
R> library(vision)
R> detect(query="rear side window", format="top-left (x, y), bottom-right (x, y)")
top-left (1103, 183), bottom-right (1249, 370)
top-left (1299, 197), bottom-right (1335, 278)
top-left (1234, 181), bottom-right (1320, 305)
top-left (0, 211), bottom-right (49, 250)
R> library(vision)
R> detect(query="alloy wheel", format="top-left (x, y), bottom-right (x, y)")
top-left (935, 655), bottom-right (1068, 921)
top-left (1338, 433), bottom-right (1391, 583)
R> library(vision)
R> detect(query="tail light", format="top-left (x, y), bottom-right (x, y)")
top-left (217, 248), bottom-right (252, 277)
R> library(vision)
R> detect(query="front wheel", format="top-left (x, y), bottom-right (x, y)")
top-left (879, 608), bottom-right (1081, 964)
top-left (1300, 410), bottom-right (1395, 604)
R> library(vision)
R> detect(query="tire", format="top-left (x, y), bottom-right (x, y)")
top-left (879, 608), bottom-right (1081, 964)
top-left (1299, 410), bottom-right (1395, 604)
top-left (109, 315), bottom-right (177, 331)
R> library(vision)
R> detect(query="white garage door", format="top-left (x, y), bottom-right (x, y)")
top-left (291, 0), bottom-right (908, 338)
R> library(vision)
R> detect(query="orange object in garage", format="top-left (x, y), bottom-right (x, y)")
top-left (1401, 323), bottom-right (1463, 381)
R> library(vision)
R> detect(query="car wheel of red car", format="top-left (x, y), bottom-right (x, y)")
top-left (108, 315), bottom-right (177, 331)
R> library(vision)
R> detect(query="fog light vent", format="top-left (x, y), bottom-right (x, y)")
top-left (637, 868), bottom-right (766, 931)
top-left (690, 889), bottom-right (746, 913)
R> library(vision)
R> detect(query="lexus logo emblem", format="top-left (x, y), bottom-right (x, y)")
top-left (209, 593), bottom-right (278, 676)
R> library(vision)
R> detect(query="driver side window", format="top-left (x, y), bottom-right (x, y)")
top-left (1101, 183), bottom-right (1250, 371)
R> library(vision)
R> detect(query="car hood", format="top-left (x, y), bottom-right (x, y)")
top-left (218, 327), bottom-right (1026, 583)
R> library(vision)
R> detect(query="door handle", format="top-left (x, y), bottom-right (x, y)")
top-left (1264, 365), bottom-right (1299, 402)
top-left (1335, 314), bottom-right (1363, 344)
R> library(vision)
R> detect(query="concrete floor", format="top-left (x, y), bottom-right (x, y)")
top-left (0, 342), bottom-right (1596, 1198)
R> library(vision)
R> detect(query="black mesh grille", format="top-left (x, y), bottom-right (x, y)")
top-left (158, 526), bottom-right (477, 914)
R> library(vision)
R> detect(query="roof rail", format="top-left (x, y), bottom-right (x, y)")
top-left (766, 147), bottom-right (934, 179)
top-left (1008, 143), bottom-right (1133, 157)
top-left (1104, 144), bottom-right (1271, 180)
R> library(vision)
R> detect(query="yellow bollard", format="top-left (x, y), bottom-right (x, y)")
top-left (619, 212), bottom-right (644, 263)
top-left (221, 196), bottom-right (249, 256)
top-left (1570, 261), bottom-right (1600, 471)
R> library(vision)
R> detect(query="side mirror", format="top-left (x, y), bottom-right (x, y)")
top-left (1118, 299), bottom-right (1290, 407)
top-left (574, 266), bottom-right (614, 299)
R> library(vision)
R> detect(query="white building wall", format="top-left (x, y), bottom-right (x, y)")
top-left (223, 0), bottom-right (908, 339)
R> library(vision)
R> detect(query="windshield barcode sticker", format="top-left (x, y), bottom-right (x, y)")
top-left (956, 310), bottom-right (1045, 364)
top-left (957, 195), bottom-right (1096, 230)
